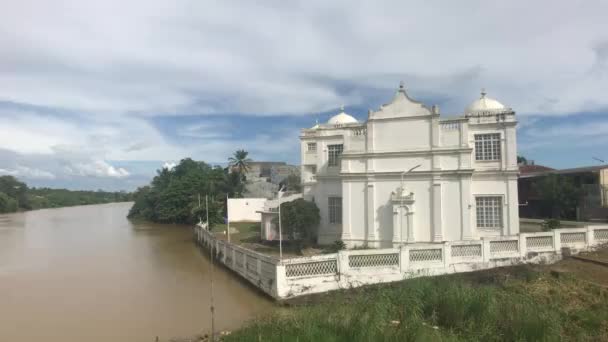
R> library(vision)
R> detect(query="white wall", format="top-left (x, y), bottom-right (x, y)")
top-left (228, 198), bottom-right (266, 222)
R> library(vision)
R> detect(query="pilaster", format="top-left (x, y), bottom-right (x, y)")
top-left (432, 179), bottom-right (443, 242)
top-left (366, 182), bottom-right (376, 244)
top-left (460, 175), bottom-right (473, 240)
top-left (342, 181), bottom-right (352, 240)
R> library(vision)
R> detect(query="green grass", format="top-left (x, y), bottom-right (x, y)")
top-left (211, 222), bottom-right (261, 243)
top-left (224, 266), bottom-right (608, 342)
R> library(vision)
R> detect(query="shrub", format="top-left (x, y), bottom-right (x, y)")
top-left (541, 218), bottom-right (561, 231)
top-left (276, 199), bottom-right (320, 246)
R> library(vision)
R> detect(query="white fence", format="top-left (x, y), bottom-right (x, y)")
top-left (194, 224), bottom-right (608, 300)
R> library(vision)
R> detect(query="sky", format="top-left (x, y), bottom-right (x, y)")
top-left (1, 0), bottom-right (607, 191)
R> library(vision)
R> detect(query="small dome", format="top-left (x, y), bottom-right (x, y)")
top-left (327, 105), bottom-right (358, 125)
top-left (466, 89), bottom-right (507, 114)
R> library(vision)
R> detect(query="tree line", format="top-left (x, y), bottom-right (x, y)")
top-left (127, 150), bottom-right (252, 225)
top-left (0, 175), bottom-right (132, 214)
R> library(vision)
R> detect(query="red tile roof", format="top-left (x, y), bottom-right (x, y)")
top-left (519, 164), bottom-right (555, 175)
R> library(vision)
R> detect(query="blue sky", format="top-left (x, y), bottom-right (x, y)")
top-left (1, 1), bottom-right (607, 191)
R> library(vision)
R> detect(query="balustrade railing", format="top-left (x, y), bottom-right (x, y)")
top-left (193, 223), bottom-right (608, 300)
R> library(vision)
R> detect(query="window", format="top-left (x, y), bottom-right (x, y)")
top-left (474, 133), bottom-right (501, 161)
top-left (327, 144), bottom-right (344, 167)
top-left (307, 142), bottom-right (317, 152)
top-left (328, 197), bottom-right (342, 224)
top-left (476, 196), bottom-right (503, 229)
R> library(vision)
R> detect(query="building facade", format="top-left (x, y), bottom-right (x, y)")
top-left (300, 84), bottom-right (519, 248)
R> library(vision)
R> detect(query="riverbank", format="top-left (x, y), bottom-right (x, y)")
top-left (218, 249), bottom-right (608, 342)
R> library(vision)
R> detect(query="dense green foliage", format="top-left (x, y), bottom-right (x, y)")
top-left (533, 174), bottom-right (582, 219)
top-left (225, 267), bottom-right (608, 341)
top-left (541, 218), bottom-right (562, 231)
top-left (127, 158), bottom-right (245, 224)
top-left (275, 198), bottom-right (320, 244)
top-left (0, 175), bottom-right (131, 213)
top-left (0, 192), bottom-right (18, 213)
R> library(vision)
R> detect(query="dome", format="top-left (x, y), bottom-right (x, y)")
top-left (327, 105), bottom-right (358, 125)
top-left (465, 89), bottom-right (507, 114)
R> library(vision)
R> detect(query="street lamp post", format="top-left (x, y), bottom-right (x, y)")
top-left (400, 164), bottom-right (421, 244)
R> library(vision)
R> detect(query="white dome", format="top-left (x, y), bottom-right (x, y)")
top-left (466, 89), bottom-right (507, 114)
top-left (327, 106), bottom-right (358, 125)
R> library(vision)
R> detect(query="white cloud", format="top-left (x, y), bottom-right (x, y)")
top-left (0, 166), bottom-right (57, 180)
top-left (162, 162), bottom-right (177, 170)
top-left (0, 1), bottom-right (607, 116)
top-left (65, 160), bottom-right (130, 178)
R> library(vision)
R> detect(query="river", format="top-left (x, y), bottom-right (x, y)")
top-left (0, 202), bottom-right (273, 341)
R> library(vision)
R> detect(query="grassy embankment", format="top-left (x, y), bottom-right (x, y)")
top-left (223, 264), bottom-right (608, 342)
top-left (210, 222), bottom-right (307, 257)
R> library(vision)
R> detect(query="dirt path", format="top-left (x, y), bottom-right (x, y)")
top-left (546, 246), bottom-right (608, 287)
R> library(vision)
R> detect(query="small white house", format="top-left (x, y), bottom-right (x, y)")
top-left (300, 84), bottom-right (519, 248)
top-left (258, 193), bottom-right (302, 240)
top-left (227, 198), bottom-right (266, 222)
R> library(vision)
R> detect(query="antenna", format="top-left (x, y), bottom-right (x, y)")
top-left (592, 157), bottom-right (605, 164)
top-left (206, 195), bottom-right (215, 342)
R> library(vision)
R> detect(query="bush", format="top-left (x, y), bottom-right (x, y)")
top-left (276, 199), bottom-right (320, 246)
top-left (541, 218), bottom-right (561, 231)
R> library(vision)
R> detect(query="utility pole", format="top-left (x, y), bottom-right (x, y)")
top-left (206, 195), bottom-right (215, 342)
top-left (226, 193), bottom-right (230, 243)
top-left (277, 186), bottom-right (284, 261)
top-left (198, 193), bottom-right (202, 223)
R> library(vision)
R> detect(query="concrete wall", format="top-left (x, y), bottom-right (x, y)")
top-left (195, 223), bottom-right (608, 300)
top-left (228, 198), bottom-right (266, 222)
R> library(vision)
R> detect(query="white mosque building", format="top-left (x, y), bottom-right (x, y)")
top-left (300, 83), bottom-right (519, 248)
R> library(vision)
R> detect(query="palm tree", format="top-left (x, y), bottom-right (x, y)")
top-left (228, 149), bottom-right (252, 175)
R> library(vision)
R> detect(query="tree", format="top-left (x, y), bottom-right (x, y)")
top-left (127, 158), bottom-right (246, 224)
top-left (280, 174), bottom-right (302, 192)
top-left (0, 192), bottom-right (18, 213)
top-left (533, 174), bottom-right (582, 219)
top-left (0, 176), bottom-right (28, 209)
top-left (276, 199), bottom-right (320, 246)
top-left (228, 149), bottom-right (252, 175)
top-left (517, 155), bottom-right (528, 165)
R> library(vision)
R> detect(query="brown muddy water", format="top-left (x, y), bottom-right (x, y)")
top-left (0, 202), bottom-right (272, 341)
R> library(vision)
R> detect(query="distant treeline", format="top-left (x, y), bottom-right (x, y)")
top-left (0, 175), bottom-right (132, 214)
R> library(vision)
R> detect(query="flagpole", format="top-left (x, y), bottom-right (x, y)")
top-left (198, 193), bottom-right (202, 224)
top-left (226, 193), bottom-right (230, 243)
top-left (278, 187), bottom-right (283, 261)
top-left (206, 195), bottom-right (215, 342)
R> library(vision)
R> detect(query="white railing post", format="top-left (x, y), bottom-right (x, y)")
top-left (257, 258), bottom-right (262, 280)
top-left (337, 250), bottom-right (349, 285)
top-left (519, 234), bottom-right (527, 258)
top-left (275, 263), bottom-right (288, 299)
top-left (400, 245), bottom-right (410, 273)
top-left (223, 243), bottom-right (227, 263)
top-left (482, 238), bottom-right (491, 262)
top-left (443, 242), bottom-right (452, 268)
top-left (553, 229), bottom-right (562, 253)
top-left (242, 253), bottom-right (247, 276)
top-left (586, 226), bottom-right (595, 248)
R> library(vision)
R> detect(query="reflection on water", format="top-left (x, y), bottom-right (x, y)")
top-left (0, 202), bottom-right (272, 342)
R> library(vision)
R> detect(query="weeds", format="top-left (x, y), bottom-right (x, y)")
top-left (225, 268), bottom-right (608, 341)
